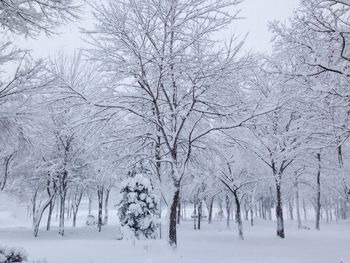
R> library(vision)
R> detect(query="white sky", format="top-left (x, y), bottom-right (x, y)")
top-left (238, 0), bottom-right (298, 52)
top-left (17, 0), bottom-right (299, 58)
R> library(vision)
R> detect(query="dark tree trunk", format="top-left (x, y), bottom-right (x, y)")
top-left (72, 191), bottom-right (83, 227)
top-left (88, 197), bottom-right (92, 215)
top-left (58, 193), bottom-right (66, 236)
top-left (225, 195), bottom-right (231, 228)
top-left (169, 188), bottom-right (180, 247)
top-left (97, 188), bottom-right (104, 232)
top-left (46, 199), bottom-right (54, 231)
top-left (193, 195), bottom-right (197, 230)
top-left (234, 192), bottom-right (244, 240)
top-left (197, 200), bottom-right (202, 230)
top-left (177, 198), bottom-right (181, 224)
top-left (33, 200), bottom-right (53, 237)
top-left (1, 153), bottom-right (14, 191)
top-left (66, 197), bottom-right (70, 220)
top-left (208, 197), bottom-right (214, 224)
top-left (250, 196), bottom-right (254, 226)
top-left (104, 189), bottom-right (110, 225)
top-left (276, 183), bottom-right (285, 238)
top-left (316, 153), bottom-right (321, 230)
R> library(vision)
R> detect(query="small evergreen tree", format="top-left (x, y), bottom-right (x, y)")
top-left (117, 172), bottom-right (158, 239)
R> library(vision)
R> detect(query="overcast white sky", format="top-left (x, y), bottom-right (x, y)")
top-left (18, 0), bottom-right (299, 58)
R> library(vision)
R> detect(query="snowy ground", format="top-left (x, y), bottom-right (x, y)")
top-left (0, 195), bottom-right (349, 263)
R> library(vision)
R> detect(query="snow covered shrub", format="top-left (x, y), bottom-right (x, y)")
top-left (117, 173), bottom-right (158, 239)
top-left (86, 215), bottom-right (96, 226)
top-left (0, 246), bottom-right (28, 262)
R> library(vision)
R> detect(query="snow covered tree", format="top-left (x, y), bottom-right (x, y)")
top-left (82, 0), bottom-right (269, 247)
top-left (117, 172), bottom-right (158, 240)
top-left (0, 0), bottom-right (79, 37)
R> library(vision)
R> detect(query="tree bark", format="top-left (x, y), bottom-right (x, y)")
top-left (225, 195), bottom-right (231, 228)
top-left (316, 153), bottom-right (321, 230)
top-left (197, 200), bottom-right (202, 230)
top-left (295, 181), bottom-right (302, 229)
top-left (250, 196), bottom-right (254, 226)
top-left (72, 191), bottom-right (83, 227)
top-left (58, 192), bottom-right (66, 236)
top-left (276, 183), bottom-right (285, 238)
top-left (46, 199), bottom-right (54, 231)
top-left (88, 196), bottom-right (92, 215)
top-left (34, 193), bottom-right (55, 237)
top-left (104, 189), bottom-right (110, 225)
top-left (177, 197), bottom-right (181, 224)
top-left (1, 153), bottom-right (14, 191)
top-left (97, 188), bottom-right (104, 232)
top-left (288, 199), bottom-right (294, 221)
top-left (234, 192), bottom-right (244, 240)
top-left (168, 188), bottom-right (180, 247)
top-left (66, 197), bottom-right (70, 220)
top-left (302, 199), bottom-right (308, 221)
top-left (218, 197), bottom-right (224, 220)
top-left (208, 197), bottom-right (214, 224)
top-left (193, 195), bottom-right (197, 230)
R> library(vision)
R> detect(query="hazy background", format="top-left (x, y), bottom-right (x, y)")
top-left (17, 0), bottom-right (299, 58)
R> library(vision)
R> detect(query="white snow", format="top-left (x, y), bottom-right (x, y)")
top-left (0, 194), bottom-right (348, 263)
top-left (0, 209), bottom-right (349, 263)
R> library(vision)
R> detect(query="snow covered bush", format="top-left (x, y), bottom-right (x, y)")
top-left (0, 246), bottom-right (28, 262)
top-left (117, 173), bottom-right (158, 239)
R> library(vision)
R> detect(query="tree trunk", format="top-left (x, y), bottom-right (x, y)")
top-left (250, 196), bottom-right (254, 226)
top-left (72, 191), bottom-right (83, 228)
top-left (225, 195), bottom-right (231, 228)
top-left (208, 197), bottom-right (214, 224)
top-left (276, 183), bottom-right (285, 238)
top-left (66, 197), bottom-right (70, 220)
top-left (193, 195), bottom-right (197, 230)
top-left (31, 190), bottom-right (38, 230)
top-left (244, 206), bottom-right (249, 221)
top-left (1, 153), bottom-right (14, 191)
top-left (183, 201), bottom-right (186, 221)
top-left (218, 197), bottom-right (224, 220)
top-left (288, 199), bottom-right (294, 221)
top-left (258, 199), bottom-right (262, 218)
top-left (267, 200), bottom-right (272, 221)
top-left (197, 200), bottom-right (202, 230)
top-left (97, 188), bottom-right (104, 232)
top-left (104, 189), bottom-right (110, 225)
top-left (330, 207), bottom-right (333, 222)
top-left (234, 192), bottom-right (244, 240)
top-left (34, 196), bottom-right (55, 237)
top-left (295, 181), bottom-right (302, 229)
top-left (46, 199), bottom-right (54, 231)
top-left (316, 153), bottom-right (321, 231)
top-left (88, 197), bottom-right (92, 215)
top-left (177, 198), bottom-right (181, 224)
top-left (158, 197), bottom-right (162, 239)
top-left (168, 188), bottom-right (180, 247)
top-left (58, 193), bottom-right (66, 236)
top-left (302, 199), bottom-right (308, 221)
